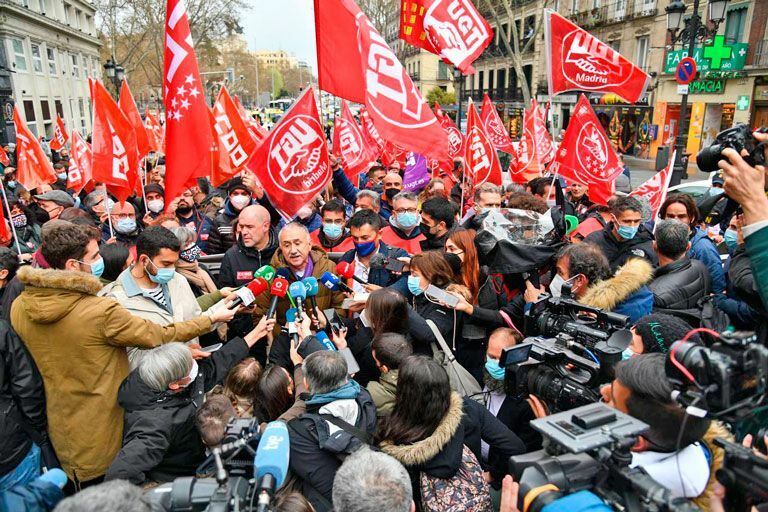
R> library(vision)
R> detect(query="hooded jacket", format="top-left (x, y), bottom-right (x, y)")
top-left (366, 370), bottom-right (398, 418)
top-left (584, 222), bottom-right (657, 271)
top-left (380, 392), bottom-right (525, 508)
top-left (10, 266), bottom-right (214, 482)
top-left (105, 338), bottom-right (250, 485)
top-left (689, 227), bottom-right (726, 294)
top-left (207, 198), bottom-right (254, 255)
top-left (579, 258), bottom-right (655, 324)
top-left (648, 257), bottom-right (710, 315)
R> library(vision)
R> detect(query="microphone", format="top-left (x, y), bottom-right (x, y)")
top-left (286, 308), bottom-right (300, 346)
top-left (254, 265), bottom-right (276, 283)
top-left (319, 271), bottom-right (354, 294)
top-left (275, 267), bottom-right (292, 281)
top-left (254, 421), bottom-right (290, 512)
top-left (336, 261), bottom-right (367, 285)
top-left (316, 331), bottom-right (336, 351)
top-left (370, 253), bottom-right (386, 270)
top-left (288, 281), bottom-right (307, 320)
top-left (266, 277), bottom-right (289, 318)
top-left (302, 276), bottom-right (319, 316)
top-left (228, 277), bottom-right (269, 309)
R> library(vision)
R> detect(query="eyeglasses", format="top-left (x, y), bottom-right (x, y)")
top-left (395, 208), bottom-right (418, 215)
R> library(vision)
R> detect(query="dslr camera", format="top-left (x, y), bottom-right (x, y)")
top-left (697, 123), bottom-right (767, 173)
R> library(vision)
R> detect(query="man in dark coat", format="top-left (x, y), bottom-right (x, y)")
top-left (584, 196), bottom-right (657, 271)
top-left (206, 177), bottom-right (255, 255)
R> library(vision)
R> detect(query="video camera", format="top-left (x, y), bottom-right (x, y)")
top-left (697, 124), bottom-right (767, 173)
top-left (509, 403), bottom-right (700, 512)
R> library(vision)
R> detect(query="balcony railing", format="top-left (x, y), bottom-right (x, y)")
top-left (466, 87), bottom-right (526, 103)
top-left (568, 0), bottom-right (657, 28)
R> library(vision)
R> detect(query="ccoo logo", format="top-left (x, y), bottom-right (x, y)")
top-left (267, 114), bottom-right (330, 196)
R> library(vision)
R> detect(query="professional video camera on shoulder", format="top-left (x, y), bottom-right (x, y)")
top-left (697, 124), bottom-right (768, 173)
top-left (509, 402), bottom-right (700, 512)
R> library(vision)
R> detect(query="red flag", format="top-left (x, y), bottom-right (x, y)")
top-left (13, 106), bottom-right (56, 191)
top-left (68, 130), bottom-right (93, 194)
top-left (244, 88), bottom-right (331, 219)
top-left (91, 80), bottom-right (139, 202)
top-left (333, 101), bottom-right (377, 180)
top-left (233, 94), bottom-right (268, 143)
top-left (544, 9), bottom-right (650, 104)
top-left (480, 94), bottom-right (515, 155)
top-left (119, 80), bottom-right (152, 159)
top-left (464, 101), bottom-right (502, 186)
top-left (0, 145), bottom-right (9, 167)
top-left (400, 0), bottom-right (492, 74)
top-left (550, 95), bottom-right (622, 205)
top-left (49, 116), bottom-right (69, 151)
top-left (381, 142), bottom-right (409, 169)
top-left (145, 109), bottom-right (164, 152)
top-left (530, 99), bottom-right (556, 164)
top-left (163, 0), bottom-right (212, 205)
top-left (509, 108), bottom-right (542, 184)
top-left (212, 87), bottom-right (258, 181)
top-left (630, 151), bottom-right (675, 219)
top-left (314, 0), bottom-right (449, 160)
top-left (359, 107), bottom-right (384, 158)
top-left (208, 108), bottom-right (228, 187)
top-left (435, 102), bottom-right (464, 159)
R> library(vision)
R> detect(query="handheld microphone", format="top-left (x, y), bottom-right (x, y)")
top-left (302, 276), bottom-right (319, 315)
top-left (254, 265), bottom-right (276, 283)
top-left (336, 261), bottom-right (367, 286)
top-left (316, 331), bottom-right (336, 351)
top-left (369, 253), bottom-right (387, 270)
top-left (266, 277), bottom-right (289, 318)
top-left (319, 271), bottom-right (354, 294)
top-left (228, 277), bottom-right (269, 309)
top-left (253, 421), bottom-right (290, 512)
top-left (286, 308), bottom-right (300, 346)
top-left (288, 281), bottom-right (307, 320)
top-left (275, 267), bottom-right (292, 281)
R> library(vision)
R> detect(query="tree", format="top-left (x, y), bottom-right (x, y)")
top-left (426, 87), bottom-right (456, 106)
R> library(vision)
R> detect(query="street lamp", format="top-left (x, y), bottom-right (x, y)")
top-left (103, 56), bottom-right (124, 98)
top-left (665, 0), bottom-right (729, 186)
top-left (453, 67), bottom-right (464, 131)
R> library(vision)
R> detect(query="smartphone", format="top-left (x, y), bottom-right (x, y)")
top-left (204, 343), bottom-right (223, 352)
top-left (385, 258), bottom-right (406, 273)
top-left (500, 343), bottom-right (532, 368)
top-left (323, 308), bottom-right (343, 334)
top-left (425, 284), bottom-right (460, 308)
top-left (340, 348), bottom-right (361, 376)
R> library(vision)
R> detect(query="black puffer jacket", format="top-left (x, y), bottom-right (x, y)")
top-left (648, 258), bottom-right (710, 315)
top-left (0, 320), bottom-right (49, 476)
top-left (584, 222), bottom-right (657, 271)
top-left (218, 230), bottom-right (279, 288)
top-left (105, 338), bottom-right (250, 485)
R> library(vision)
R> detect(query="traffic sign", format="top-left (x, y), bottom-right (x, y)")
top-left (676, 57), bottom-right (697, 85)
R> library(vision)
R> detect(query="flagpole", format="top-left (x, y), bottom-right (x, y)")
top-left (104, 185), bottom-right (114, 239)
top-left (0, 181), bottom-right (24, 257)
top-left (139, 157), bottom-right (149, 215)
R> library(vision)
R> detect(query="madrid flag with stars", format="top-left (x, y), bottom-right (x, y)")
top-left (163, 0), bottom-right (211, 208)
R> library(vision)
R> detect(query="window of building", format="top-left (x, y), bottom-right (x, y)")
top-left (497, 68), bottom-right (506, 94)
top-left (438, 61), bottom-right (450, 80)
top-left (31, 43), bottom-right (43, 73)
top-left (509, 67), bottom-right (518, 98)
top-left (60, 51), bottom-right (68, 76)
top-left (635, 36), bottom-right (649, 71)
top-left (79, 98), bottom-right (85, 118)
top-left (41, 100), bottom-right (52, 137)
top-left (55, 100), bottom-right (64, 118)
top-left (523, 65), bottom-right (533, 95)
top-left (11, 39), bottom-right (27, 71)
top-left (609, 40), bottom-right (621, 52)
top-left (571, 0), bottom-right (578, 13)
top-left (23, 100), bottom-right (37, 136)
top-left (501, 23), bottom-right (508, 47)
top-left (488, 69), bottom-right (495, 95)
top-left (46, 47), bottom-right (56, 74)
top-left (724, 6), bottom-right (747, 44)
top-left (478, 70), bottom-right (484, 92)
top-left (21, 0), bottom-right (29, 6)
top-left (71, 54), bottom-right (79, 77)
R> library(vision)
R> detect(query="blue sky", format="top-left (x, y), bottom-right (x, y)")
top-left (242, 0), bottom-right (318, 71)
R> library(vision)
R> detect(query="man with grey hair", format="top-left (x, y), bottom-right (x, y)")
top-left (355, 190), bottom-right (381, 215)
top-left (104, 315), bottom-right (275, 485)
top-left (53, 480), bottom-right (150, 512)
top-left (380, 191), bottom-right (426, 254)
top-left (287, 350), bottom-right (377, 511)
top-left (648, 219), bottom-right (710, 317)
top-left (333, 447), bottom-right (414, 512)
top-left (462, 182), bottom-right (503, 229)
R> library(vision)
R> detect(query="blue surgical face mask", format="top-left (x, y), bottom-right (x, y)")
top-left (724, 229), bottom-right (739, 251)
top-left (407, 275), bottom-right (424, 296)
top-left (617, 224), bottom-right (638, 240)
top-left (79, 257), bottom-right (104, 278)
top-left (146, 258), bottom-right (175, 285)
top-left (485, 356), bottom-right (506, 381)
top-left (7, 181), bottom-right (16, 188)
top-left (621, 347), bottom-right (636, 360)
top-left (355, 240), bottom-right (377, 257)
top-left (115, 218), bottom-right (136, 234)
top-left (397, 212), bottom-right (419, 229)
top-left (323, 222), bottom-right (343, 240)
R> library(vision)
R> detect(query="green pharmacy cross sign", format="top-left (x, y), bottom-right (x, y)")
top-left (665, 36), bottom-right (748, 74)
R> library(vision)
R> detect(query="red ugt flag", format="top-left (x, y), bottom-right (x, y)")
top-left (464, 101), bottom-right (502, 187)
top-left (359, 107), bottom-right (384, 158)
top-left (480, 94), bottom-right (515, 155)
top-left (434, 102), bottom-right (464, 160)
top-left (68, 130), bottom-right (93, 194)
top-left (531, 99), bottom-right (556, 164)
top-left (550, 94), bottom-right (621, 205)
top-left (244, 88), bottom-right (331, 219)
top-left (119, 80), bottom-right (153, 159)
top-left (212, 86), bottom-right (258, 184)
top-left (0, 145), bottom-right (9, 167)
top-left (49, 116), bottom-right (69, 151)
top-left (545, 10), bottom-right (650, 104)
top-left (91, 80), bottom-right (139, 202)
top-left (630, 151), bottom-right (675, 219)
top-left (509, 107), bottom-right (542, 184)
top-left (333, 101), bottom-right (377, 180)
top-left (164, 0), bottom-right (212, 205)
top-left (13, 106), bottom-right (56, 191)
top-left (314, 0), bottom-right (366, 103)
top-left (400, 0), bottom-right (492, 74)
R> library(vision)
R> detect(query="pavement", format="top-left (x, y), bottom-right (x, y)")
top-left (623, 155), bottom-right (709, 189)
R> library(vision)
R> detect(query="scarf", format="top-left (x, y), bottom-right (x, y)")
top-left (175, 259), bottom-right (217, 294)
top-left (306, 380), bottom-right (361, 406)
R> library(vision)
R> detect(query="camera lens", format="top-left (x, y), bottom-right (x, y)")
top-left (697, 144), bottom-right (726, 173)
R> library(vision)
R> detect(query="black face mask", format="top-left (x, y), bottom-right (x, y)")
top-left (176, 205), bottom-right (193, 216)
top-left (384, 188), bottom-right (399, 202)
top-left (419, 222), bottom-right (435, 239)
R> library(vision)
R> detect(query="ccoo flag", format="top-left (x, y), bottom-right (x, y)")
top-left (544, 9), bottom-right (650, 104)
top-left (211, 86), bottom-right (258, 184)
top-left (49, 116), bottom-right (69, 151)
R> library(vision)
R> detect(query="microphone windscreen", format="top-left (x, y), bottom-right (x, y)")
top-left (336, 261), bottom-right (354, 279)
top-left (255, 265), bottom-right (276, 282)
top-left (275, 267), bottom-right (292, 280)
top-left (247, 277), bottom-right (269, 296)
top-left (254, 421), bottom-right (290, 489)
top-left (288, 281), bottom-right (307, 300)
top-left (302, 276), bottom-right (319, 296)
top-left (285, 308), bottom-right (297, 323)
top-left (270, 277), bottom-right (289, 297)
top-left (369, 253), bottom-right (386, 270)
top-left (319, 272), bottom-right (339, 291)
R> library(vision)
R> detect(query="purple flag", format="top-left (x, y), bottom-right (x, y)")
top-left (402, 152), bottom-right (430, 193)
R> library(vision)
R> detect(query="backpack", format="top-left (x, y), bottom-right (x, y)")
top-left (419, 445), bottom-right (493, 512)
top-left (425, 320), bottom-right (483, 403)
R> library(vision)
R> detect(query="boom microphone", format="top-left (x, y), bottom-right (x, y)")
top-left (288, 281), bottom-right (307, 320)
top-left (336, 261), bottom-right (367, 285)
top-left (228, 277), bottom-right (269, 309)
top-left (319, 271), bottom-right (354, 294)
top-left (266, 277), bottom-right (289, 318)
top-left (253, 421), bottom-right (290, 512)
top-left (254, 265), bottom-right (276, 283)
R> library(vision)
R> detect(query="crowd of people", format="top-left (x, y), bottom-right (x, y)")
top-left (0, 128), bottom-right (767, 512)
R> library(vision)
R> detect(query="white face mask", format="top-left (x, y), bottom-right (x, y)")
top-left (549, 274), bottom-right (566, 298)
top-left (297, 206), bottom-right (313, 220)
top-left (147, 199), bottom-right (164, 213)
top-left (182, 360), bottom-right (199, 388)
top-left (230, 195), bottom-right (251, 210)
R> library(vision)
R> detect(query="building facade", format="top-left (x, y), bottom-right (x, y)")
top-left (253, 50), bottom-right (298, 69)
top-left (0, 0), bottom-right (101, 144)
